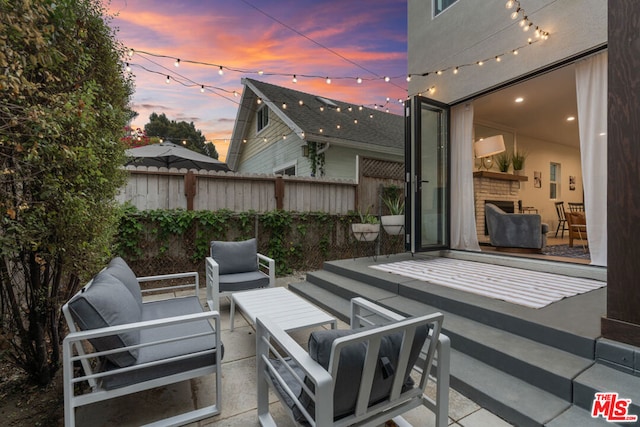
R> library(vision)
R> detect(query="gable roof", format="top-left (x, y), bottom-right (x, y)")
top-left (227, 78), bottom-right (404, 170)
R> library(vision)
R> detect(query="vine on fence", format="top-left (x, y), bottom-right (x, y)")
top-left (114, 206), bottom-right (404, 277)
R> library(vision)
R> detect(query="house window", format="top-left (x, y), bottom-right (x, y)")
top-left (257, 106), bottom-right (269, 132)
top-left (433, 0), bottom-right (457, 17)
top-left (274, 161), bottom-right (296, 176)
top-left (550, 162), bottom-right (560, 199)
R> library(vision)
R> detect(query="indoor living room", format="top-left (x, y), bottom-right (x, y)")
top-left (470, 62), bottom-right (594, 265)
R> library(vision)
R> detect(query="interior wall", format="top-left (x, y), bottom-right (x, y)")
top-left (508, 135), bottom-right (582, 229)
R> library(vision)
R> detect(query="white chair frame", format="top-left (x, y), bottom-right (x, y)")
top-left (205, 253), bottom-right (275, 314)
top-left (62, 271), bottom-right (222, 427)
top-left (256, 297), bottom-right (450, 427)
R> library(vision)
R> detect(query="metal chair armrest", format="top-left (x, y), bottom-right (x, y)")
top-left (257, 253), bottom-right (276, 287)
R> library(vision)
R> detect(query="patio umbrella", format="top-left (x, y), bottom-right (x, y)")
top-left (125, 142), bottom-right (230, 171)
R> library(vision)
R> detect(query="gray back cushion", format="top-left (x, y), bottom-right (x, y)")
top-left (68, 271), bottom-right (142, 367)
top-left (106, 257), bottom-right (142, 310)
top-left (301, 324), bottom-right (429, 421)
top-left (210, 238), bottom-right (258, 275)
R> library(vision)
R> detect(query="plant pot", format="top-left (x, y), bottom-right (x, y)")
top-left (381, 215), bottom-right (404, 235)
top-left (351, 223), bottom-right (380, 241)
top-left (513, 169), bottom-right (523, 176)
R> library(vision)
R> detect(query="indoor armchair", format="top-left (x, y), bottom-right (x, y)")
top-left (485, 203), bottom-right (549, 252)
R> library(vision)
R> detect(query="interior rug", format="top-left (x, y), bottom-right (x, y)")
top-left (369, 258), bottom-right (605, 309)
top-left (542, 244), bottom-right (590, 260)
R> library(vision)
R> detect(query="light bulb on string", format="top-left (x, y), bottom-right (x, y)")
top-left (477, 60), bottom-right (484, 66)
top-left (201, 85), bottom-right (205, 93)
top-left (258, 70), bottom-right (264, 75)
top-left (524, 22), bottom-right (532, 32)
top-left (453, 67), bottom-right (459, 75)
top-left (126, 63), bottom-right (131, 72)
top-left (326, 77), bottom-right (331, 84)
top-left (218, 66), bottom-right (224, 75)
top-left (354, 119), bottom-right (358, 124)
top-left (384, 76), bottom-right (390, 82)
top-left (505, 0), bottom-right (515, 9)
top-left (233, 91), bottom-right (239, 97)
top-left (320, 106), bottom-right (324, 112)
top-left (520, 16), bottom-right (527, 27)
top-left (257, 97), bottom-right (262, 104)
top-left (174, 59), bottom-right (180, 67)
top-left (165, 75), bottom-right (171, 84)
top-left (282, 103), bottom-right (287, 109)
top-left (437, 70), bottom-right (443, 75)
top-left (513, 49), bottom-right (519, 55)
top-left (406, 75), bottom-right (411, 82)
top-left (359, 105), bottom-right (363, 111)
top-left (369, 114), bottom-right (374, 119)
top-left (356, 77), bottom-right (362, 84)
top-left (128, 49), bottom-right (134, 57)
top-left (292, 75), bottom-right (297, 83)
top-left (298, 100), bottom-right (304, 106)
top-left (511, 8), bottom-right (520, 19)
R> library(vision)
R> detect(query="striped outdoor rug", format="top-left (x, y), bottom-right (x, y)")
top-left (369, 258), bottom-right (605, 309)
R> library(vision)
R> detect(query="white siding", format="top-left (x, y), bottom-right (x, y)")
top-left (408, 0), bottom-right (607, 103)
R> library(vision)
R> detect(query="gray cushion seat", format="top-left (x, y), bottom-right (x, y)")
top-left (270, 325), bottom-right (429, 424)
top-left (210, 238), bottom-right (270, 292)
top-left (67, 257), bottom-right (223, 390)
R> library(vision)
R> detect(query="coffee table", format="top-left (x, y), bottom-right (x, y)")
top-left (230, 287), bottom-right (337, 332)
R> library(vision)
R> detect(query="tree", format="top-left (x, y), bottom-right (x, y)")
top-left (0, 0), bottom-right (133, 385)
top-left (144, 113), bottom-right (220, 159)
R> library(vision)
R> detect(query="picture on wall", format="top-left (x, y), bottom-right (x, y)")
top-left (569, 175), bottom-right (576, 191)
top-left (534, 171), bottom-right (542, 188)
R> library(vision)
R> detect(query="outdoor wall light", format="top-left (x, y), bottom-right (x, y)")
top-left (475, 135), bottom-right (506, 170)
top-left (302, 145), bottom-right (309, 157)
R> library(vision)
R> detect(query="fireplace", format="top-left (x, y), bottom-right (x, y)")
top-left (484, 200), bottom-right (514, 235)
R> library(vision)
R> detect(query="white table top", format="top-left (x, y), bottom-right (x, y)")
top-left (232, 287), bottom-right (336, 332)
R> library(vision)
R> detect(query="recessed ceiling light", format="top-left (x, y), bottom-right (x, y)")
top-left (515, 97), bottom-right (524, 103)
top-left (599, 132), bottom-right (607, 136)
top-left (566, 116), bottom-right (576, 121)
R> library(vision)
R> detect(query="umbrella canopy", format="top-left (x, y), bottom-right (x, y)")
top-left (125, 142), bottom-right (230, 171)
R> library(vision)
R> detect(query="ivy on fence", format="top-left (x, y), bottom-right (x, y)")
top-left (115, 205), bottom-right (404, 278)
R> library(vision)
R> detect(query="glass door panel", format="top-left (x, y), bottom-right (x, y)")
top-left (405, 96), bottom-right (449, 252)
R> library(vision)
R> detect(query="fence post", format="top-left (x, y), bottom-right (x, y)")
top-left (185, 171), bottom-right (196, 211)
top-left (274, 176), bottom-right (285, 210)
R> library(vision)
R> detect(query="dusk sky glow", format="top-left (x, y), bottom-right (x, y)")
top-left (106, 0), bottom-right (408, 160)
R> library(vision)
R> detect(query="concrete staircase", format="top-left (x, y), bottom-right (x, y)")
top-left (288, 252), bottom-right (640, 427)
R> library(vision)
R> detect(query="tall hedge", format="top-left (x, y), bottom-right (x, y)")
top-left (0, 0), bottom-right (133, 385)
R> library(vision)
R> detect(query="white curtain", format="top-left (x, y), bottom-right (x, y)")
top-left (575, 51), bottom-right (607, 266)
top-left (450, 102), bottom-right (480, 250)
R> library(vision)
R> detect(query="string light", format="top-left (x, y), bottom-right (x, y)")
top-left (326, 77), bottom-right (331, 84)
top-left (166, 75), bottom-right (171, 84)
top-left (201, 85), bottom-right (205, 93)
top-left (292, 75), bottom-right (297, 83)
top-left (126, 63), bottom-right (131, 72)
top-left (218, 66), bottom-right (224, 75)
top-left (453, 67), bottom-right (459, 75)
top-left (384, 76), bottom-right (390, 82)
top-left (174, 59), bottom-right (180, 67)
top-left (356, 77), bottom-right (362, 84)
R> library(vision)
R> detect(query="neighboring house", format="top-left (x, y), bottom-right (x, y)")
top-left (227, 78), bottom-right (404, 180)
top-left (407, 1), bottom-right (640, 361)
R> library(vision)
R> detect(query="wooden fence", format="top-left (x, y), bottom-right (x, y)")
top-left (117, 166), bottom-right (358, 213)
top-left (357, 157), bottom-right (405, 215)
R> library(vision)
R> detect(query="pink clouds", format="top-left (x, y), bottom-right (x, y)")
top-left (107, 0), bottom-right (407, 161)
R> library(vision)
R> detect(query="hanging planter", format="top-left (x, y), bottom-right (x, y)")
top-left (381, 214), bottom-right (404, 235)
top-left (351, 223), bottom-right (380, 241)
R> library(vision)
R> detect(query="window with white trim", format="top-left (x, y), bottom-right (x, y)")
top-left (550, 162), bottom-right (560, 199)
top-left (257, 106), bottom-right (269, 132)
top-left (274, 160), bottom-right (296, 176)
top-left (433, 0), bottom-right (457, 17)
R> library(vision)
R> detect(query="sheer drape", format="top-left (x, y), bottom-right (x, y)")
top-left (575, 51), bottom-right (607, 266)
top-left (450, 102), bottom-right (480, 250)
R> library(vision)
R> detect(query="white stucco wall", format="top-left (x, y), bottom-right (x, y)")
top-left (408, 0), bottom-right (607, 103)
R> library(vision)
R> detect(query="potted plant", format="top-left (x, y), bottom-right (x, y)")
top-left (380, 189), bottom-right (405, 235)
top-left (495, 151), bottom-right (511, 173)
top-left (511, 150), bottom-right (527, 175)
top-left (351, 208), bottom-right (380, 241)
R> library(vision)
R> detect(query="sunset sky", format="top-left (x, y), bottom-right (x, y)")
top-left (106, 0), bottom-right (408, 160)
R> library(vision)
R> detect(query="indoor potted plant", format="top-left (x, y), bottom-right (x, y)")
top-left (380, 189), bottom-right (405, 235)
top-left (511, 150), bottom-right (527, 175)
top-left (496, 151), bottom-right (511, 173)
top-left (351, 208), bottom-right (380, 241)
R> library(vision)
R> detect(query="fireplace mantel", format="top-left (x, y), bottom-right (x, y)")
top-left (473, 171), bottom-right (528, 182)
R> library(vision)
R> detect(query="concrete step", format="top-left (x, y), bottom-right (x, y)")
top-left (573, 363), bottom-right (640, 418)
top-left (450, 349), bottom-right (570, 427)
top-left (291, 275), bottom-right (592, 403)
top-left (322, 258), bottom-right (596, 359)
top-left (288, 280), bottom-right (351, 323)
top-left (545, 406), bottom-right (620, 427)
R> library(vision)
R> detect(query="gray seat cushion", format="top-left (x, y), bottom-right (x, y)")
top-left (102, 296), bottom-right (224, 390)
top-left (219, 270), bottom-right (270, 292)
top-left (67, 271), bottom-right (141, 367)
top-left (271, 324), bottom-right (429, 424)
top-left (106, 257), bottom-right (142, 310)
top-left (210, 238), bottom-right (258, 274)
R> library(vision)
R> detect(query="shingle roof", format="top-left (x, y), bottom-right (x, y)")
top-left (244, 78), bottom-right (404, 148)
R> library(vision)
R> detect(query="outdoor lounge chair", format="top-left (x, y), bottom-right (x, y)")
top-left (62, 257), bottom-right (222, 427)
top-left (206, 238), bottom-right (275, 323)
top-left (256, 297), bottom-right (450, 427)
